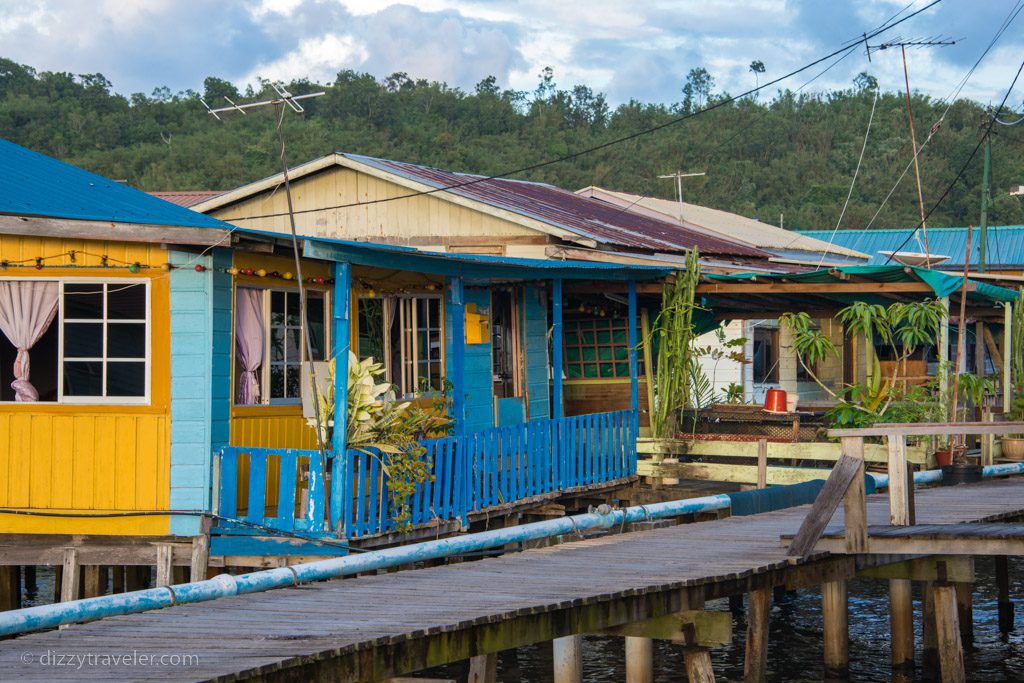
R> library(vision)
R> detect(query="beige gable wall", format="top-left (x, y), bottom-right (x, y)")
top-left (209, 166), bottom-right (546, 249)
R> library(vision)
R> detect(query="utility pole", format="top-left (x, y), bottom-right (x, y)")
top-left (866, 37), bottom-right (956, 268)
top-left (657, 170), bottom-right (706, 223)
top-left (978, 134), bottom-right (991, 272)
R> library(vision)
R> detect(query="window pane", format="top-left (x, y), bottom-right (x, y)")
top-left (107, 284), bottom-right (146, 320)
top-left (270, 326), bottom-right (286, 361)
top-left (64, 323), bottom-right (103, 358)
top-left (64, 284), bottom-right (104, 319)
top-left (306, 292), bottom-right (326, 361)
top-left (64, 361), bottom-right (103, 396)
top-left (286, 292), bottom-right (301, 327)
top-left (288, 327), bottom-right (302, 363)
top-left (286, 363), bottom-right (301, 398)
top-left (107, 323), bottom-right (145, 358)
top-left (106, 361), bottom-right (145, 396)
top-left (270, 291), bottom-right (285, 325)
top-left (358, 298), bottom-right (385, 362)
top-left (270, 364), bottom-right (284, 398)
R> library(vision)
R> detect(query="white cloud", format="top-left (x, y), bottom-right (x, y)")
top-left (242, 33), bottom-right (369, 85)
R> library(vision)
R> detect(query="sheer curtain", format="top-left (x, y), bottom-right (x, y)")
top-left (235, 287), bottom-right (265, 405)
top-left (0, 281), bottom-right (59, 402)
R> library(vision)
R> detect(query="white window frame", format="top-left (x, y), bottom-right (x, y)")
top-left (0, 276), bottom-right (151, 406)
top-left (395, 294), bottom-right (445, 398)
top-left (234, 285), bottom-right (330, 407)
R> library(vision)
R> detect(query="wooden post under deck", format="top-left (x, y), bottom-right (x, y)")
top-left (60, 548), bottom-right (80, 603)
top-left (467, 653), bottom-right (497, 683)
top-left (744, 586), bottom-right (771, 683)
top-left (922, 581), bottom-right (939, 677)
top-left (955, 581), bottom-right (974, 646)
top-left (933, 584), bottom-right (966, 683)
top-left (683, 647), bottom-right (715, 683)
top-left (553, 635), bottom-right (582, 683)
top-left (890, 578), bottom-right (914, 674)
top-left (0, 566), bottom-right (20, 611)
top-left (624, 636), bottom-right (653, 683)
top-left (822, 579), bottom-right (848, 679)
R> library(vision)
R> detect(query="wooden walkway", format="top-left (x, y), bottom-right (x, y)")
top-left (3, 478), bottom-right (1024, 682)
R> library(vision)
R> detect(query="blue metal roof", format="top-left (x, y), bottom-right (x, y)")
top-left (0, 138), bottom-right (231, 230)
top-left (798, 226), bottom-right (1024, 269)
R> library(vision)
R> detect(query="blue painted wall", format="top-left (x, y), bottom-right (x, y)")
top-left (447, 286), bottom-right (494, 434)
top-left (168, 248), bottom-right (232, 535)
top-left (522, 284), bottom-right (550, 421)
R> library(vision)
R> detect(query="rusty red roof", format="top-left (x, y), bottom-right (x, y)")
top-left (345, 154), bottom-right (767, 258)
top-left (150, 191), bottom-right (224, 207)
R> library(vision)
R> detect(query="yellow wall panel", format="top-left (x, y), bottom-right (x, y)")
top-left (0, 236), bottom-right (172, 535)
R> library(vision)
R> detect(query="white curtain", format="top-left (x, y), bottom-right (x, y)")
top-left (234, 287), bottom-right (265, 405)
top-left (0, 281), bottom-right (59, 401)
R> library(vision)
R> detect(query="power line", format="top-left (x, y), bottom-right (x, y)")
top-left (883, 56), bottom-right (1024, 263)
top-left (217, 1), bottom-right (943, 224)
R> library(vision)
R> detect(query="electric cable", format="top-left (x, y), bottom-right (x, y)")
top-left (217, 1), bottom-right (942, 224)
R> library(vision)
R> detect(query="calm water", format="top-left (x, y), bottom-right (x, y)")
top-left (18, 559), bottom-right (1024, 681)
top-left (421, 556), bottom-right (1024, 682)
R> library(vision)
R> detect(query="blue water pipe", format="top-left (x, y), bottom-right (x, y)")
top-left (4, 462), bottom-right (1023, 637)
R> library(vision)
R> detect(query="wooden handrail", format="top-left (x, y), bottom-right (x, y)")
top-left (828, 421), bottom-right (1024, 438)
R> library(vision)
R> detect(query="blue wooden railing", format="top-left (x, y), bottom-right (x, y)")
top-left (216, 409), bottom-right (638, 540)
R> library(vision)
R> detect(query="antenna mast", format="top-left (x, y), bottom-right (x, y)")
top-left (657, 170), bottom-right (706, 224)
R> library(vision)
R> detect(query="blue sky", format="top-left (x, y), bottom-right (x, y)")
top-left (2, 0), bottom-right (1022, 106)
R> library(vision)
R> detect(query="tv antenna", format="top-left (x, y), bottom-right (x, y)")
top-left (201, 81), bottom-right (325, 120)
top-left (201, 81), bottom-right (332, 520)
top-left (657, 170), bottom-right (705, 224)
top-left (862, 36), bottom-right (958, 267)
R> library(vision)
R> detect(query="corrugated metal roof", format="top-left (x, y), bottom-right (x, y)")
top-left (798, 226), bottom-right (1024, 268)
top-left (578, 187), bottom-right (869, 261)
top-left (344, 154), bottom-right (768, 259)
top-left (0, 139), bottom-right (230, 229)
top-left (150, 191), bottom-right (224, 207)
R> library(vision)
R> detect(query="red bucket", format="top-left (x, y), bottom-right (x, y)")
top-left (764, 388), bottom-right (788, 414)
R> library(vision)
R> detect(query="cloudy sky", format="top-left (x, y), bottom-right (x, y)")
top-left (2, 0), bottom-right (1022, 106)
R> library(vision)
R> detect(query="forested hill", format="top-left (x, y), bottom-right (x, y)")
top-left (1, 58), bottom-right (1022, 231)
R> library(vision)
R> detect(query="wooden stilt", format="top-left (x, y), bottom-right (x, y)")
top-left (821, 579), bottom-right (848, 679)
top-left (624, 636), bottom-right (653, 683)
top-left (60, 548), bottom-right (80, 603)
top-left (190, 534), bottom-right (211, 582)
top-left (552, 635), bottom-right (582, 683)
top-left (83, 566), bottom-right (104, 598)
top-left (933, 584), bottom-right (965, 683)
top-left (155, 544), bottom-right (174, 587)
top-left (954, 581), bottom-right (974, 646)
top-left (683, 647), bottom-right (715, 683)
top-left (889, 578), bottom-right (914, 674)
top-left (52, 566), bottom-right (62, 603)
top-left (467, 653), bottom-right (497, 683)
top-left (744, 586), bottom-right (771, 683)
top-left (0, 566), bottom-right (21, 611)
top-left (996, 556), bottom-right (1014, 633)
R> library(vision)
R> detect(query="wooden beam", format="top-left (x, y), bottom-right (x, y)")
top-left (822, 580), bottom-right (849, 679)
top-left (859, 556), bottom-right (975, 583)
top-left (743, 587), bottom-right (771, 683)
top-left (886, 434), bottom-right (913, 526)
top-left (829, 421), bottom-right (1024, 438)
top-left (756, 439), bottom-right (768, 490)
top-left (468, 653), bottom-right (497, 683)
top-left (696, 281), bottom-right (959, 295)
top-left (604, 610), bottom-right (731, 646)
top-left (933, 584), bottom-right (966, 683)
top-left (155, 544), bottom-right (174, 587)
top-left (890, 579), bottom-right (914, 674)
top-left (0, 214), bottom-right (230, 246)
top-left (637, 461), bottom-right (832, 486)
top-left (190, 534), bottom-right (211, 582)
top-left (683, 647), bottom-right (716, 683)
top-left (60, 548), bottom-right (80, 603)
top-left (625, 637), bottom-right (653, 683)
top-left (786, 452), bottom-right (864, 557)
top-left (553, 635), bottom-right (582, 683)
top-left (841, 437), bottom-right (868, 554)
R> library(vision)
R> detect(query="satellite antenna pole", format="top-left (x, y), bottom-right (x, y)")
top-left (204, 82), bottom-right (336, 530)
top-left (865, 36), bottom-right (957, 268)
top-left (657, 170), bottom-right (706, 224)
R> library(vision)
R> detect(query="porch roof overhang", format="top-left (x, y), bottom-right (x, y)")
top-left (300, 234), bottom-right (673, 282)
top-left (696, 265), bottom-right (1017, 321)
